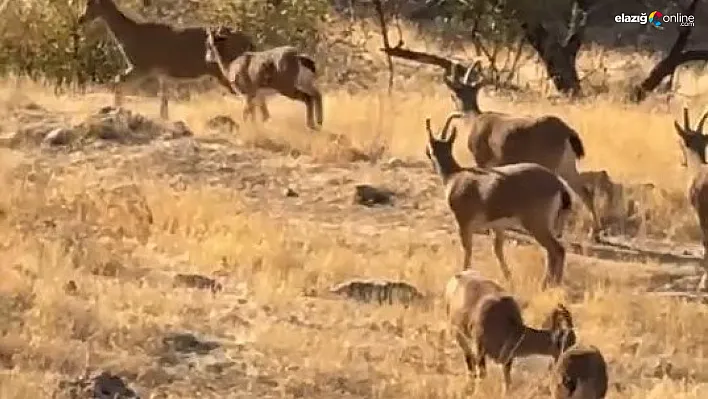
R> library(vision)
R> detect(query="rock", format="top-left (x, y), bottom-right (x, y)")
top-left (42, 127), bottom-right (74, 146)
top-left (284, 187), bottom-right (299, 198)
top-left (93, 371), bottom-right (141, 399)
top-left (206, 115), bottom-right (239, 134)
top-left (58, 370), bottom-right (140, 399)
top-left (166, 121), bottom-right (193, 139)
top-left (172, 273), bottom-right (222, 293)
top-left (353, 184), bottom-right (395, 206)
top-left (162, 332), bottom-right (220, 354)
top-left (329, 278), bottom-right (425, 306)
top-left (64, 280), bottom-right (78, 295)
top-left (386, 157), bottom-right (404, 167)
top-left (72, 107), bottom-right (193, 146)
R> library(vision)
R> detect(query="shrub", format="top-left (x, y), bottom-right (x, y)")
top-left (0, 0), bottom-right (329, 89)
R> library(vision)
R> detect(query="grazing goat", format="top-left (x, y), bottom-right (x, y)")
top-left (425, 114), bottom-right (573, 288)
top-left (78, 0), bottom-right (254, 120)
top-left (204, 28), bottom-right (324, 130)
top-left (444, 271), bottom-right (576, 394)
top-left (672, 106), bottom-right (708, 292)
top-left (550, 345), bottom-right (609, 399)
top-left (442, 65), bottom-right (602, 241)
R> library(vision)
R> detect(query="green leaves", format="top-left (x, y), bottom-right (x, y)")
top-left (0, 0), bottom-right (328, 88)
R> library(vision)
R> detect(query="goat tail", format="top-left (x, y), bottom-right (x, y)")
top-left (556, 175), bottom-right (574, 212)
top-left (567, 130), bottom-right (585, 159)
top-left (296, 54), bottom-right (317, 75)
top-left (561, 186), bottom-right (572, 212)
top-left (551, 176), bottom-right (574, 239)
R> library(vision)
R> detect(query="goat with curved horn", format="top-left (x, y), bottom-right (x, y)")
top-left (442, 61), bottom-right (602, 241)
top-left (672, 106), bottom-right (708, 292)
top-left (425, 115), bottom-right (574, 289)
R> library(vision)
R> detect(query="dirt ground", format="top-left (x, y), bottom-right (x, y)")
top-left (0, 76), bottom-right (707, 399)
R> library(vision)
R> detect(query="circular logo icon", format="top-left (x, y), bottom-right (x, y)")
top-left (649, 11), bottom-right (663, 28)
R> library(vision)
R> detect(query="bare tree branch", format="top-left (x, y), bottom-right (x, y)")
top-left (518, 0), bottom-right (592, 96)
top-left (630, 0), bottom-right (705, 102)
top-left (372, 0), bottom-right (402, 93)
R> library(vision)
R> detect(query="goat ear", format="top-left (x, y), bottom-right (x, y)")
top-left (425, 118), bottom-right (435, 142)
top-left (674, 120), bottom-right (687, 137)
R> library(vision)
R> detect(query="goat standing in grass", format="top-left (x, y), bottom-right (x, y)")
top-left (425, 114), bottom-right (573, 288)
top-left (442, 65), bottom-right (602, 241)
top-left (78, 0), bottom-right (254, 119)
top-left (672, 106), bottom-right (708, 292)
top-left (204, 28), bottom-right (323, 130)
top-left (444, 271), bottom-right (577, 394)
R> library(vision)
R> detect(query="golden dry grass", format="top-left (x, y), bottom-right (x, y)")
top-left (0, 55), bottom-right (708, 399)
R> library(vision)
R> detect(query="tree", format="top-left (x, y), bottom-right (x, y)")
top-left (629, 0), bottom-right (708, 102)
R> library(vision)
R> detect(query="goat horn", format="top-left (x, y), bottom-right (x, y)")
top-left (696, 105), bottom-right (708, 133)
top-left (463, 66), bottom-right (474, 85)
top-left (440, 112), bottom-right (464, 140)
top-left (425, 117), bottom-right (435, 141)
top-left (683, 106), bottom-right (690, 131)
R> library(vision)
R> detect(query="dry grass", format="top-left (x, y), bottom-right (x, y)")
top-left (0, 50), bottom-right (708, 398)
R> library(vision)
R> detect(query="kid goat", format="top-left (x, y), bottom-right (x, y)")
top-left (444, 271), bottom-right (577, 394)
top-left (204, 28), bottom-right (324, 130)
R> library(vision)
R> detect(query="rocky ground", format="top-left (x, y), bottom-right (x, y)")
top-left (0, 98), bottom-right (707, 398)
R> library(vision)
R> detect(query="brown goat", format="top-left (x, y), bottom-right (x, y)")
top-left (444, 271), bottom-right (576, 394)
top-left (426, 114), bottom-right (573, 288)
top-left (443, 65), bottom-right (601, 241)
top-left (672, 106), bottom-right (708, 291)
top-left (550, 345), bottom-right (608, 399)
top-left (78, 0), bottom-right (254, 119)
top-left (204, 28), bottom-right (323, 130)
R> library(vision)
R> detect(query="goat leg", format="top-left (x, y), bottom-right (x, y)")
top-left (458, 222), bottom-right (473, 271)
top-left (492, 228), bottom-right (512, 282)
top-left (257, 95), bottom-right (270, 122)
top-left (501, 359), bottom-right (513, 395)
top-left (699, 233), bottom-right (708, 292)
top-left (454, 330), bottom-right (478, 377)
top-left (112, 66), bottom-right (136, 108)
top-left (158, 76), bottom-right (169, 120)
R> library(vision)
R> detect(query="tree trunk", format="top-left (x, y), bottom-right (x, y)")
top-left (517, 0), bottom-right (591, 96)
top-left (522, 22), bottom-right (582, 96)
top-left (629, 0), bottom-right (704, 102)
